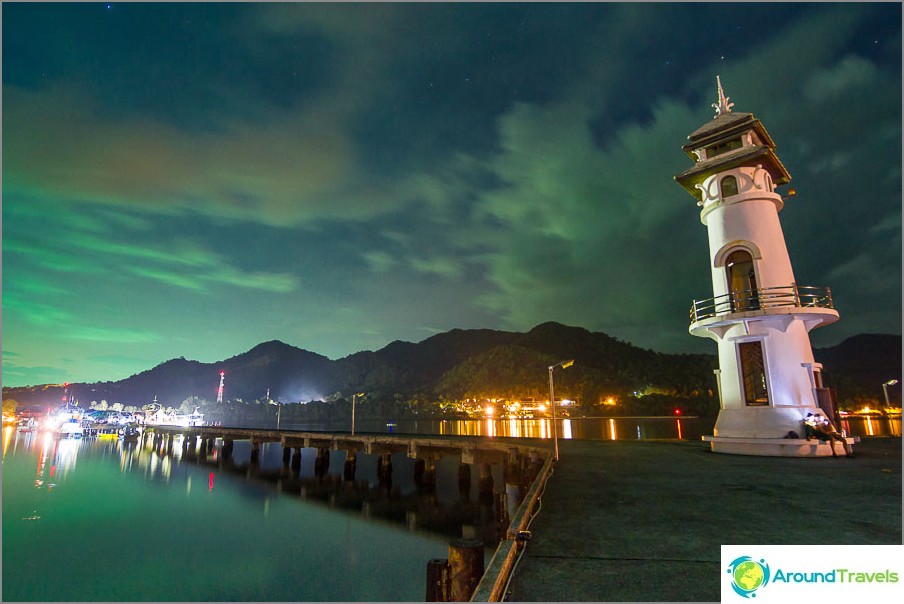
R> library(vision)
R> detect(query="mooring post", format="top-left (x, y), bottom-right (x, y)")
top-left (448, 539), bottom-right (484, 602)
top-left (426, 558), bottom-right (451, 602)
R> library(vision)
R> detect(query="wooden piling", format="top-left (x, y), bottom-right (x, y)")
top-left (282, 446), bottom-right (291, 466)
top-left (291, 447), bottom-right (302, 476)
top-left (477, 463), bottom-right (494, 504)
top-left (314, 447), bottom-right (330, 479)
top-left (448, 539), bottom-right (484, 602)
top-left (458, 463), bottom-right (471, 499)
top-left (426, 558), bottom-right (451, 602)
top-left (343, 450), bottom-right (357, 482)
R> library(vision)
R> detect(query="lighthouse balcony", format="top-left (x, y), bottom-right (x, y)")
top-left (689, 285), bottom-right (839, 336)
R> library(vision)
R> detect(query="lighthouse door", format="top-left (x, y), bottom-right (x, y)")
top-left (738, 341), bottom-right (769, 406)
top-left (726, 250), bottom-right (760, 311)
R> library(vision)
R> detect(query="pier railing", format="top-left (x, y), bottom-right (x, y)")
top-left (471, 457), bottom-right (555, 602)
top-left (690, 284), bottom-right (834, 324)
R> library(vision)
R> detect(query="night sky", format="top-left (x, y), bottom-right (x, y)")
top-left (3, 3), bottom-right (901, 388)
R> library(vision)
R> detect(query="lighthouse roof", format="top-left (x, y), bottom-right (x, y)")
top-left (682, 112), bottom-right (778, 158)
top-left (687, 111), bottom-right (755, 144)
top-left (674, 144), bottom-right (791, 200)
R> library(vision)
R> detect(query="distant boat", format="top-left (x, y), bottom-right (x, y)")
top-left (119, 424), bottom-right (141, 441)
top-left (53, 403), bottom-right (85, 438)
top-left (17, 418), bottom-right (37, 432)
top-left (56, 419), bottom-right (83, 438)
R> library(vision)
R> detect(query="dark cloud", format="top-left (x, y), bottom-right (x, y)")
top-left (2, 3), bottom-right (900, 386)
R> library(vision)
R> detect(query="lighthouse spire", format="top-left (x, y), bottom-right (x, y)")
top-left (712, 75), bottom-right (734, 116)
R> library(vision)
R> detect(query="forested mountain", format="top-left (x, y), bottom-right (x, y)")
top-left (3, 323), bottom-right (900, 414)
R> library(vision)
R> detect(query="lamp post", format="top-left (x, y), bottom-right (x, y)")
top-left (351, 392), bottom-right (364, 435)
top-left (881, 379), bottom-right (898, 413)
top-left (269, 399), bottom-right (281, 430)
top-left (548, 359), bottom-right (574, 462)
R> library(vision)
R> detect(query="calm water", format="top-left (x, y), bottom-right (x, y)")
top-left (2, 429), bottom-right (457, 602)
top-left (4, 416), bottom-right (898, 601)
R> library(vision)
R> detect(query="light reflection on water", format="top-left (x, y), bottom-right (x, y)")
top-left (305, 416), bottom-right (902, 440)
top-left (1, 428), bottom-right (457, 602)
top-left (366, 416), bottom-right (703, 440)
top-left (841, 416), bottom-right (902, 437)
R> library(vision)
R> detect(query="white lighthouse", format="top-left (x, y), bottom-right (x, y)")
top-left (675, 77), bottom-right (853, 457)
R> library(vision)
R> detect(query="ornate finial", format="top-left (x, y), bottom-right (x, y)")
top-left (712, 75), bottom-right (734, 116)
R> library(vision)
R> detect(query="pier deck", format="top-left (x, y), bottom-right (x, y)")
top-left (145, 425), bottom-right (549, 464)
top-left (505, 437), bottom-right (902, 602)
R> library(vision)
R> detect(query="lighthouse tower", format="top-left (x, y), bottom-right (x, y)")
top-left (675, 77), bottom-right (851, 457)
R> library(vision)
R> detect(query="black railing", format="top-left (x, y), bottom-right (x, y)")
top-left (690, 285), bottom-right (834, 324)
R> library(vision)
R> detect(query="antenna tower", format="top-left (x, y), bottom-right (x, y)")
top-left (217, 370), bottom-right (225, 403)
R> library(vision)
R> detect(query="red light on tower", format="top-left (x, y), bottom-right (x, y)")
top-left (216, 370), bottom-right (225, 403)
top-left (674, 408), bottom-right (682, 416)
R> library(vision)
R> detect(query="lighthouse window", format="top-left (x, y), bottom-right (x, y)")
top-left (720, 175), bottom-right (739, 198)
top-left (739, 341), bottom-right (769, 406)
top-left (706, 138), bottom-right (742, 158)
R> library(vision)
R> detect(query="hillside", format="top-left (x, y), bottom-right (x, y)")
top-left (3, 323), bottom-right (900, 411)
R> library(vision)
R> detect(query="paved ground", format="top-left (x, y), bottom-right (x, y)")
top-left (505, 437), bottom-right (902, 602)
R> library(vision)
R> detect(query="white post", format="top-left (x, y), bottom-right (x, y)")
top-left (548, 366), bottom-right (559, 462)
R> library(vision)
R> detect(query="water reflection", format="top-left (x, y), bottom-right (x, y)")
top-left (3, 430), bottom-right (452, 601)
top-left (841, 416), bottom-right (902, 438)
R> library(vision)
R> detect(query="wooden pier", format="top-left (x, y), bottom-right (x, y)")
top-left (141, 425), bottom-right (552, 601)
top-left (143, 425), bottom-right (549, 466)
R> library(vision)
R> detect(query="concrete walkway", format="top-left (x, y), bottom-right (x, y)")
top-left (505, 437), bottom-right (902, 602)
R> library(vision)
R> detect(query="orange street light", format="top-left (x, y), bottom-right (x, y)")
top-left (548, 359), bottom-right (574, 461)
top-left (351, 392), bottom-right (365, 435)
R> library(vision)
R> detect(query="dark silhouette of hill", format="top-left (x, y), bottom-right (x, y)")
top-left (3, 324), bottom-right (899, 410)
top-left (814, 334), bottom-right (902, 403)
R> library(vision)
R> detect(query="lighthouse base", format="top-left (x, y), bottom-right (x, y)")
top-left (702, 435), bottom-right (859, 457)
top-left (704, 406), bottom-right (858, 457)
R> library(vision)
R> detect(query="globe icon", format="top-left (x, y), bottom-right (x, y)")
top-left (733, 560), bottom-right (765, 592)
